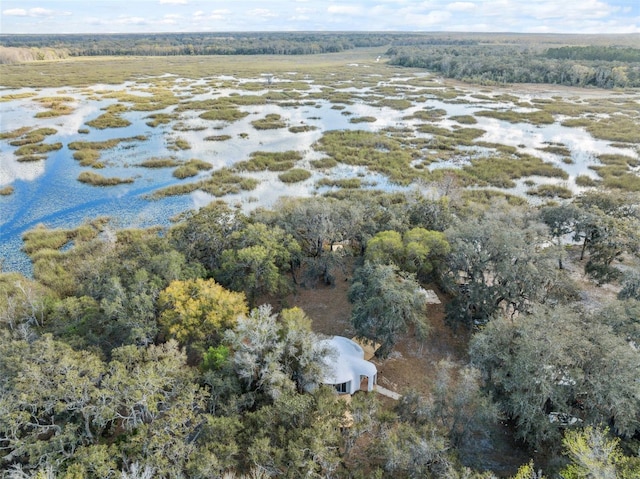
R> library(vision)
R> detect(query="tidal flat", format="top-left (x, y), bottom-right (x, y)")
top-left (1, 51), bottom-right (639, 273)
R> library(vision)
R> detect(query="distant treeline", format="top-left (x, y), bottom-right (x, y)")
top-left (0, 46), bottom-right (68, 64)
top-left (387, 44), bottom-right (640, 88)
top-left (2, 32), bottom-right (640, 88)
top-left (0, 32), bottom-right (471, 58)
top-left (545, 45), bottom-right (640, 62)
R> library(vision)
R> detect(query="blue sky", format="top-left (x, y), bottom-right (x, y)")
top-left (2, 1), bottom-right (639, 34)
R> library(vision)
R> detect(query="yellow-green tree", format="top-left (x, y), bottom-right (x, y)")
top-left (365, 227), bottom-right (450, 280)
top-left (159, 278), bottom-right (247, 354)
top-left (560, 427), bottom-right (640, 479)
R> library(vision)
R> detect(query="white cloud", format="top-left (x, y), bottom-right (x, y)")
top-left (3, 7), bottom-right (69, 17)
top-left (406, 10), bottom-right (452, 26)
top-left (3, 8), bottom-right (27, 16)
top-left (29, 7), bottom-right (54, 16)
top-left (327, 5), bottom-right (364, 15)
top-left (447, 2), bottom-right (476, 12)
top-left (248, 8), bottom-right (278, 18)
top-left (114, 16), bottom-right (148, 25)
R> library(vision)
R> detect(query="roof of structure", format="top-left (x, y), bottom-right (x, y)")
top-left (320, 336), bottom-right (377, 385)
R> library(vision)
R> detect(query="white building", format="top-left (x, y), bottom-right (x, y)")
top-left (319, 336), bottom-right (377, 395)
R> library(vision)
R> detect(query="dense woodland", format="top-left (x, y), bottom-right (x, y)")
top-left (386, 44), bottom-right (640, 88)
top-left (1, 32), bottom-right (640, 88)
top-left (1, 187), bottom-right (639, 478)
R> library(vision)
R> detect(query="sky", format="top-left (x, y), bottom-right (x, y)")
top-left (1, 0), bottom-right (639, 35)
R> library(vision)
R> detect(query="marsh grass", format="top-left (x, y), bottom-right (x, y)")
top-left (78, 171), bottom-right (134, 186)
top-left (14, 142), bottom-right (62, 157)
top-left (0, 126), bottom-right (32, 140)
top-left (417, 124), bottom-right (485, 146)
top-left (461, 189), bottom-right (528, 206)
top-left (199, 108), bottom-right (248, 122)
top-left (204, 135), bottom-right (233, 141)
top-left (77, 128), bottom-right (90, 134)
top-left (0, 48), bottom-right (388, 88)
top-left (374, 98), bottom-right (413, 110)
top-left (227, 94), bottom-right (268, 106)
top-left (313, 129), bottom-right (419, 184)
top-left (601, 174), bottom-right (640, 192)
top-left (21, 219), bottom-right (106, 257)
top-left (146, 113), bottom-right (177, 127)
top-left (538, 143), bottom-right (572, 156)
top-left (172, 123), bottom-right (207, 132)
top-left (575, 175), bottom-right (600, 187)
top-left (68, 136), bottom-right (147, 152)
top-left (251, 113), bottom-right (287, 130)
top-left (150, 167), bottom-right (258, 199)
top-left (278, 168), bottom-right (312, 183)
top-left (597, 154), bottom-right (640, 168)
top-left (316, 178), bottom-right (361, 188)
top-left (8, 127), bottom-right (57, 147)
top-left (289, 125), bottom-right (318, 133)
top-left (235, 150), bottom-right (302, 172)
top-left (16, 155), bottom-right (47, 162)
top-left (138, 157), bottom-right (180, 168)
top-left (34, 97), bottom-right (75, 118)
top-left (86, 111), bottom-right (132, 129)
top-left (72, 149), bottom-right (102, 167)
top-left (562, 115), bottom-right (639, 143)
top-left (481, 145), bottom-right (520, 158)
top-left (475, 109), bottom-right (555, 125)
top-left (590, 160), bottom-right (640, 191)
top-left (0, 92), bottom-right (37, 102)
top-left (445, 115), bottom-right (476, 126)
top-left (463, 154), bottom-right (568, 188)
top-left (173, 159), bottom-right (213, 179)
top-left (0, 186), bottom-right (14, 195)
top-left (100, 89), bottom-right (178, 111)
top-left (526, 184), bottom-right (573, 199)
top-left (168, 138), bottom-right (191, 151)
top-left (426, 88), bottom-right (462, 100)
top-left (349, 116), bottom-right (377, 124)
top-left (310, 158), bottom-right (338, 169)
top-left (405, 108), bottom-right (446, 121)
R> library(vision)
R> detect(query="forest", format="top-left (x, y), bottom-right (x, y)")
top-left (1, 32), bottom-right (640, 88)
top-left (1, 186), bottom-right (639, 478)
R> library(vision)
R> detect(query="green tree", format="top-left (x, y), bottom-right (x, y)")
top-left (169, 201), bottom-right (245, 273)
top-left (0, 272), bottom-right (52, 339)
top-left (574, 191), bottom-right (640, 284)
top-left (470, 305), bottom-right (640, 448)
top-left (443, 209), bottom-right (561, 328)
top-left (349, 261), bottom-right (428, 358)
top-left (0, 334), bottom-right (106, 469)
top-left (540, 203), bottom-right (580, 270)
top-left (618, 271), bottom-right (640, 301)
top-left (224, 305), bottom-right (331, 401)
top-left (216, 223), bottom-right (301, 305)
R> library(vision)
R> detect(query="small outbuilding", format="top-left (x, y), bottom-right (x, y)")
top-left (319, 336), bottom-right (377, 395)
